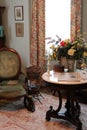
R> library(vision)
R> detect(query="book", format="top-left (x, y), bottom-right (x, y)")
top-left (58, 72), bottom-right (80, 82)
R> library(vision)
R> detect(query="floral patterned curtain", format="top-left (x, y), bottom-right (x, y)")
top-left (71, 0), bottom-right (82, 39)
top-left (30, 0), bottom-right (82, 69)
top-left (30, 0), bottom-right (45, 71)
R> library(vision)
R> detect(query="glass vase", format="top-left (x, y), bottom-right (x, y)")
top-left (67, 59), bottom-right (75, 72)
top-left (74, 60), bottom-right (77, 72)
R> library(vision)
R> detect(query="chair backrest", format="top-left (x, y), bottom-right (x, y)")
top-left (0, 47), bottom-right (21, 80)
top-left (26, 65), bottom-right (41, 80)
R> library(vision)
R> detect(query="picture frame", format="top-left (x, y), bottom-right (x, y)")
top-left (15, 23), bottom-right (24, 37)
top-left (14, 6), bottom-right (24, 21)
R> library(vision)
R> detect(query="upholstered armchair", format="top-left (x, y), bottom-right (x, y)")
top-left (0, 47), bottom-right (34, 111)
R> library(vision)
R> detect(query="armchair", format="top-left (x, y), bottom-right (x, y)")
top-left (0, 47), bottom-right (34, 111)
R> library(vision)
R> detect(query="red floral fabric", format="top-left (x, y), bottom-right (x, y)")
top-left (71, 0), bottom-right (82, 39)
top-left (30, 0), bottom-right (45, 72)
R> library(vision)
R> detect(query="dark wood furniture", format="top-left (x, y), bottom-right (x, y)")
top-left (0, 6), bottom-right (5, 25)
top-left (0, 36), bottom-right (5, 48)
top-left (0, 7), bottom-right (5, 48)
top-left (25, 65), bottom-right (43, 104)
top-left (42, 70), bottom-right (87, 130)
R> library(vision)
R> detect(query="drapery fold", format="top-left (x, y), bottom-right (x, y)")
top-left (30, 0), bottom-right (45, 70)
top-left (71, 0), bottom-right (82, 39)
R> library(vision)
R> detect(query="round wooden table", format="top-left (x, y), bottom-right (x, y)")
top-left (42, 70), bottom-right (87, 130)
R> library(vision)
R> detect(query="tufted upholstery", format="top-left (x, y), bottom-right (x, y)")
top-left (0, 47), bottom-right (26, 100)
top-left (0, 48), bottom-right (21, 79)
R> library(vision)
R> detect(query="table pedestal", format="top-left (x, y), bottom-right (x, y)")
top-left (45, 83), bottom-right (83, 130)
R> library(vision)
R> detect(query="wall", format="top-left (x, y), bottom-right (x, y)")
top-left (0, 0), bottom-right (31, 72)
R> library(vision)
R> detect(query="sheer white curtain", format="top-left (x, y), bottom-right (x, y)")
top-left (45, 0), bottom-right (71, 40)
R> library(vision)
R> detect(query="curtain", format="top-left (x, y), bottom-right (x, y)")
top-left (71, 0), bottom-right (82, 39)
top-left (30, 0), bottom-right (45, 71)
top-left (30, 0), bottom-right (82, 69)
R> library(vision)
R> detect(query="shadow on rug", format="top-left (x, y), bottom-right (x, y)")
top-left (0, 98), bottom-right (24, 111)
top-left (0, 93), bottom-right (86, 130)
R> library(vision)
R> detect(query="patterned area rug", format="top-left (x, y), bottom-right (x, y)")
top-left (0, 93), bottom-right (87, 130)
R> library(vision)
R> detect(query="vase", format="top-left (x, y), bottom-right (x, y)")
top-left (67, 59), bottom-right (75, 72)
top-left (74, 60), bottom-right (77, 72)
top-left (73, 60), bottom-right (81, 71)
top-left (60, 56), bottom-right (68, 69)
top-left (76, 59), bottom-right (83, 69)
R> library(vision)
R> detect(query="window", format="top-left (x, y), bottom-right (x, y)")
top-left (45, 0), bottom-right (71, 53)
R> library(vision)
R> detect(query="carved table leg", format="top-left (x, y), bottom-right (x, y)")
top-left (46, 89), bottom-right (82, 130)
top-left (65, 90), bottom-right (82, 130)
top-left (46, 90), bottom-right (62, 121)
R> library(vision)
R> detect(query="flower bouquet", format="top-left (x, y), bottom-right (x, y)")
top-left (46, 33), bottom-right (87, 70)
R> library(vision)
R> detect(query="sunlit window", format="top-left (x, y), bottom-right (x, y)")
top-left (45, 0), bottom-right (71, 54)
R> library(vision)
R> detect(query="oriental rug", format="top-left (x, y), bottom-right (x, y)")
top-left (0, 93), bottom-right (87, 130)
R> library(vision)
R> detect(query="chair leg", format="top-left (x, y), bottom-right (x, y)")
top-left (33, 92), bottom-right (44, 104)
top-left (39, 93), bottom-right (44, 99)
top-left (24, 95), bottom-right (35, 112)
top-left (34, 96), bottom-right (42, 104)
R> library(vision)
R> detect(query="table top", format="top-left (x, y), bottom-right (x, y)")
top-left (42, 70), bottom-right (87, 85)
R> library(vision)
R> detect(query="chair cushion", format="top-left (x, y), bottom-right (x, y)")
top-left (0, 83), bottom-right (26, 98)
top-left (0, 80), bottom-right (18, 86)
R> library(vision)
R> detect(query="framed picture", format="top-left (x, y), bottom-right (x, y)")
top-left (14, 6), bottom-right (24, 21)
top-left (15, 23), bottom-right (24, 37)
